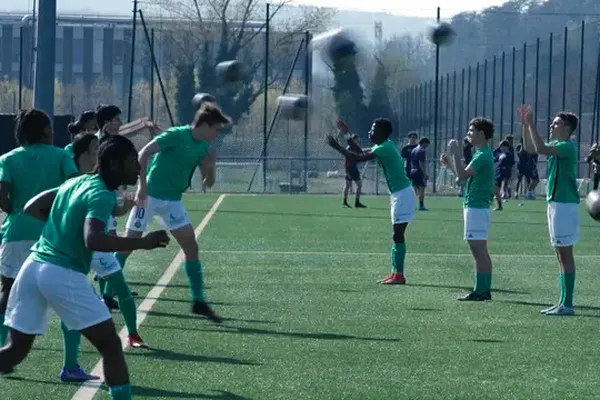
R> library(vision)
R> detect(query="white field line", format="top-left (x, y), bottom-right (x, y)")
top-left (71, 194), bottom-right (226, 400)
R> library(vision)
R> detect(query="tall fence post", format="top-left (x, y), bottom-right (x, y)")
top-left (263, 2), bottom-right (270, 193)
top-left (578, 21), bottom-right (585, 162)
top-left (127, 0), bottom-right (138, 122)
top-left (432, 6), bottom-right (441, 194)
top-left (546, 33), bottom-right (553, 140)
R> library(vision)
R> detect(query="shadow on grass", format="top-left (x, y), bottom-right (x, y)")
top-left (409, 307), bottom-right (442, 312)
top-left (469, 339), bottom-right (505, 343)
top-left (143, 323), bottom-right (399, 342)
top-left (407, 282), bottom-right (529, 295)
top-left (128, 348), bottom-right (260, 366)
top-left (498, 299), bottom-right (600, 312)
top-left (133, 385), bottom-right (253, 399)
top-left (145, 310), bottom-right (275, 324)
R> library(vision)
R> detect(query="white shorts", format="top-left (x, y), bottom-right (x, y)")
top-left (463, 208), bottom-right (491, 241)
top-left (0, 241), bottom-right (36, 279)
top-left (547, 202), bottom-right (579, 247)
top-left (125, 196), bottom-right (191, 232)
top-left (390, 186), bottom-right (417, 224)
top-left (90, 252), bottom-right (122, 278)
top-left (4, 258), bottom-right (112, 334)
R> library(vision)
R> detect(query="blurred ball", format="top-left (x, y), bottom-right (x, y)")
top-left (278, 95), bottom-right (309, 121)
top-left (216, 60), bottom-right (243, 83)
top-left (585, 190), bottom-right (600, 221)
top-left (429, 22), bottom-right (455, 46)
top-left (192, 92), bottom-right (216, 110)
top-left (311, 28), bottom-right (357, 64)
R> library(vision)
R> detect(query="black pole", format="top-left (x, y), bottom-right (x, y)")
top-left (522, 43), bottom-right (527, 105)
top-left (459, 68), bottom-right (465, 137)
top-left (534, 38), bottom-right (540, 133)
top-left (303, 30), bottom-right (310, 191)
top-left (562, 27), bottom-right (568, 110)
top-left (475, 62), bottom-right (480, 116)
top-left (492, 56), bottom-right (497, 140)
top-left (18, 26), bottom-right (23, 110)
top-left (547, 33), bottom-right (553, 140)
top-left (428, 80), bottom-right (432, 138)
top-left (150, 28), bottom-right (155, 121)
top-left (127, 0), bottom-right (138, 122)
top-left (511, 47), bottom-right (516, 134)
top-left (483, 59), bottom-right (488, 116)
top-left (445, 73), bottom-right (450, 143)
top-left (138, 10), bottom-right (174, 126)
top-left (578, 21), bottom-right (585, 161)
top-left (500, 52), bottom-right (505, 135)
top-left (466, 65), bottom-right (472, 120)
top-left (452, 70), bottom-right (457, 139)
top-left (263, 3), bottom-right (270, 192)
top-left (432, 6), bottom-right (440, 193)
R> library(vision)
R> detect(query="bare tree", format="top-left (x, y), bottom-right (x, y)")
top-left (146, 0), bottom-right (334, 125)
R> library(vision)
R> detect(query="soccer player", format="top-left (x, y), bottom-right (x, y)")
top-left (0, 110), bottom-right (101, 382)
top-left (587, 144), bottom-right (600, 191)
top-left (492, 140), bottom-right (512, 210)
top-left (520, 105), bottom-right (579, 315)
top-left (114, 103), bottom-right (229, 322)
top-left (409, 137), bottom-right (430, 211)
top-left (72, 133), bottom-right (99, 173)
top-left (0, 135), bottom-right (169, 400)
top-left (327, 118), bottom-right (416, 285)
top-left (440, 118), bottom-right (495, 301)
top-left (516, 138), bottom-right (539, 199)
top-left (65, 110), bottom-right (98, 157)
top-left (401, 132), bottom-right (419, 178)
top-left (343, 134), bottom-right (366, 208)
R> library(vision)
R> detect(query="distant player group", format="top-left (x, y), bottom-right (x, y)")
top-left (0, 100), bottom-right (230, 400)
top-left (327, 105), bottom-right (580, 315)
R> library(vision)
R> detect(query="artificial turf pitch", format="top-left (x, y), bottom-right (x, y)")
top-left (1, 194), bottom-right (600, 400)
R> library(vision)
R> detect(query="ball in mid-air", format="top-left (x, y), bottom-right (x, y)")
top-left (277, 95), bottom-right (309, 121)
top-left (216, 60), bottom-right (243, 83)
top-left (311, 28), bottom-right (357, 64)
top-left (429, 22), bottom-right (455, 46)
top-left (192, 92), bottom-right (216, 110)
top-left (585, 190), bottom-right (600, 221)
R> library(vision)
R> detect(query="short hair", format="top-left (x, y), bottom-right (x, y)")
top-left (68, 110), bottom-right (96, 137)
top-left (95, 134), bottom-right (137, 175)
top-left (505, 134), bottom-right (514, 141)
top-left (469, 117), bottom-right (494, 140)
top-left (14, 109), bottom-right (51, 146)
top-left (192, 103), bottom-right (231, 128)
top-left (72, 132), bottom-right (98, 169)
top-left (419, 137), bottom-right (430, 145)
top-left (407, 131), bottom-right (418, 139)
top-left (96, 104), bottom-right (122, 129)
top-left (499, 139), bottom-right (510, 148)
top-left (373, 118), bottom-right (393, 138)
top-left (557, 111), bottom-right (578, 133)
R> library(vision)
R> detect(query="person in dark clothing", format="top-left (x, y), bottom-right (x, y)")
top-left (401, 132), bottom-right (419, 178)
top-left (343, 134), bottom-right (366, 208)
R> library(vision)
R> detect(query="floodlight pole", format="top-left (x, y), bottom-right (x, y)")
top-left (127, 0), bottom-right (139, 122)
top-left (432, 7), bottom-right (441, 193)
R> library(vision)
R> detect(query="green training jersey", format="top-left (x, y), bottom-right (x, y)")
top-left (464, 145), bottom-right (494, 209)
top-left (546, 140), bottom-right (579, 204)
top-left (64, 143), bottom-right (74, 157)
top-left (371, 139), bottom-right (412, 194)
top-left (30, 174), bottom-right (116, 275)
top-left (0, 144), bottom-right (79, 242)
top-left (146, 125), bottom-right (210, 201)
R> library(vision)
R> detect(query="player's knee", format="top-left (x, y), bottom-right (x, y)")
top-left (392, 225), bottom-right (406, 244)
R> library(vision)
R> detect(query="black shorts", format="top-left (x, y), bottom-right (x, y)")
top-left (346, 168), bottom-right (360, 182)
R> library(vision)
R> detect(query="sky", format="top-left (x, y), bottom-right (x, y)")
top-left (2, 0), bottom-right (509, 17)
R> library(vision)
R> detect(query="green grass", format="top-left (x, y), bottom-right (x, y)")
top-left (2, 194), bottom-right (600, 400)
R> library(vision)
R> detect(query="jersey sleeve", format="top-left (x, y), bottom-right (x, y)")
top-left (154, 128), bottom-right (182, 151)
top-left (468, 152), bottom-right (486, 173)
top-left (86, 190), bottom-right (117, 223)
top-left (62, 151), bottom-right (79, 179)
top-left (371, 142), bottom-right (390, 159)
top-left (553, 141), bottom-right (576, 159)
top-left (0, 158), bottom-right (10, 183)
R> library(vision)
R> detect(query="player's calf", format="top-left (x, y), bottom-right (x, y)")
top-left (0, 328), bottom-right (35, 373)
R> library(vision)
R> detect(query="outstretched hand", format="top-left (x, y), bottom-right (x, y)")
top-left (336, 119), bottom-right (349, 134)
top-left (326, 134), bottom-right (340, 149)
top-left (447, 139), bottom-right (460, 153)
top-left (517, 105), bottom-right (534, 126)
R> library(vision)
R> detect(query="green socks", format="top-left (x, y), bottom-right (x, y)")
top-left (98, 278), bottom-right (107, 296)
top-left (474, 272), bottom-right (492, 294)
top-left (115, 253), bottom-right (129, 270)
top-left (185, 260), bottom-right (205, 302)
top-left (109, 384), bottom-right (132, 400)
top-left (60, 321), bottom-right (81, 370)
top-left (106, 271), bottom-right (138, 335)
top-left (0, 313), bottom-right (7, 346)
top-left (391, 243), bottom-right (406, 275)
top-left (560, 272), bottom-right (575, 307)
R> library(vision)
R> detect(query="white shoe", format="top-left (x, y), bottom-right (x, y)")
top-left (540, 305), bottom-right (558, 314)
top-left (544, 305), bottom-right (574, 316)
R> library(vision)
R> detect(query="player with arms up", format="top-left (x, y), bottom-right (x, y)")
top-left (0, 135), bottom-right (169, 400)
top-left (520, 105), bottom-right (579, 316)
top-left (327, 118), bottom-right (416, 285)
top-left (441, 118), bottom-right (495, 300)
top-left (115, 103), bottom-right (229, 322)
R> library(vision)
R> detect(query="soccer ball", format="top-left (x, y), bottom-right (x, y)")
top-left (192, 92), bottom-right (216, 110)
top-left (428, 22), bottom-right (456, 46)
top-left (585, 190), bottom-right (600, 221)
top-left (277, 95), bottom-right (309, 121)
top-left (216, 60), bottom-right (243, 83)
top-left (311, 28), bottom-right (358, 65)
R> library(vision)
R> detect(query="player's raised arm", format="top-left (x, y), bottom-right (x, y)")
top-left (24, 188), bottom-right (59, 221)
top-left (444, 140), bottom-right (476, 181)
top-left (520, 105), bottom-right (558, 156)
top-left (325, 119), bottom-right (377, 162)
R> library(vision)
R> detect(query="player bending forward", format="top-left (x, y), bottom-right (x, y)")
top-left (327, 118), bottom-right (416, 285)
top-left (115, 103), bottom-right (229, 322)
top-left (0, 135), bottom-right (169, 400)
top-left (441, 118), bottom-right (495, 300)
top-left (520, 105), bottom-right (579, 316)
